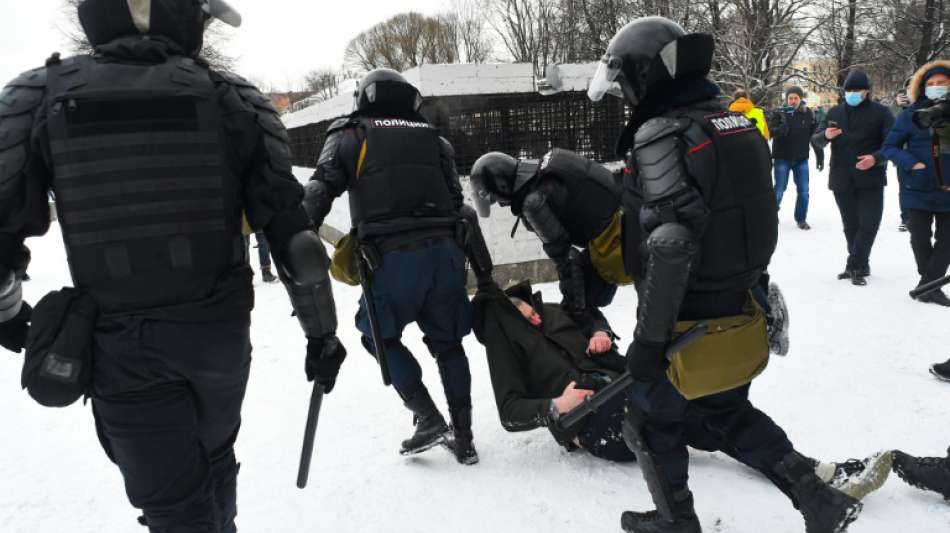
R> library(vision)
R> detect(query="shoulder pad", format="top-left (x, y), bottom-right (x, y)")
top-left (7, 67), bottom-right (47, 89)
top-left (634, 117), bottom-right (685, 149)
top-left (0, 69), bottom-right (46, 158)
top-left (326, 117), bottom-right (354, 135)
top-left (522, 190), bottom-right (546, 213)
top-left (439, 136), bottom-right (456, 159)
top-left (215, 70), bottom-right (256, 89)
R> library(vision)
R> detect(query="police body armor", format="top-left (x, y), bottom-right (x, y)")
top-left (45, 56), bottom-right (244, 314)
top-left (349, 117), bottom-right (457, 239)
top-left (679, 109), bottom-right (777, 292)
top-left (537, 148), bottom-right (621, 246)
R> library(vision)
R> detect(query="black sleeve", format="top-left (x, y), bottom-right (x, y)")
top-left (0, 67), bottom-right (53, 275)
top-left (215, 72), bottom-right (308, 255)
top-left (874, 106), bottom-right (896, 166)
top-left (482, 312), bottom-right (555, 432)
top-left (439, 137), bottom-right (464, 211)
top-left (522, 189), bottom-right (571, 267)
top-left (305, 125), bottom-right (359, 226)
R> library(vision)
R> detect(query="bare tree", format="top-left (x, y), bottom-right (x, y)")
top-left (59, 0), bottom-right (237, 71)
top-left (450, 0), bottom-right (494, 63)
top-left (490, 0), bottom-right (559, 77)
top-left (303, 68), bottom-right (346, 101)
top-left (344, 12), bottom-right (465, 71)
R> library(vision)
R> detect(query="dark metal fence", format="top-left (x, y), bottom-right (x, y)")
top-left (287, 90), bottom-right (629, 173)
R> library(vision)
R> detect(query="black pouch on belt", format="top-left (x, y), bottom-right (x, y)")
top-left (21, 288), bottom-right (98, 408)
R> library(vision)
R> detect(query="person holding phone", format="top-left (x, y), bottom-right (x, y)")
top-left (813, 71), bottom-right (895, 286)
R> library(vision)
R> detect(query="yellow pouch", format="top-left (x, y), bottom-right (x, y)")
top-left (666, 299), bottom-right (770, 401)
top-left (589, 210), bottom-right (635, 286)
top-left (330, 232), bottom-right (361, 286)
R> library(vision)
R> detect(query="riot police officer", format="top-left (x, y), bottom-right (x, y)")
top-left (0, 1), bottom-right (345, 531)
top-left (470, 149), bottom-right (629, 334)
top-left (304, 69), bottom-right (479, 465)
top-left (587, 17), bottom-right (864, 533)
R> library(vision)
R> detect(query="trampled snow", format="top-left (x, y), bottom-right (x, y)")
top-left (1, 160), bottom-right (949, 532)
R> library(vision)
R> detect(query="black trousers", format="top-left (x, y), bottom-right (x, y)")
top-left (906, 209), bottom-right (950, 283)
top-left (92, 317), bottom-right (252, 533)
top-left (834, 187), bottom-right (885, 272)
top-left (627, 378), bottom-right (794, 493)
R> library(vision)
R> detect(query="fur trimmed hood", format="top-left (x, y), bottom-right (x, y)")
top-left (909, 59), bottom-right (950, 102)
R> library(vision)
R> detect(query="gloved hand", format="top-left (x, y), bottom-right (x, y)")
top-left (816, 160), bottom-right (825, 172)
top-left (0, 303), bottom-right (31, 353)
top-left (305, 334), bottom-right (347, 393)
top-left (626, 339), bottom-right (668, 383)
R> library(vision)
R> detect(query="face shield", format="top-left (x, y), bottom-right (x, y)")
top-left (200, 0), bottom-right (242, 28)
top-left (588, 55), bottom-right (625, 102)
top-left (469, 172), bottom-right (495, 218)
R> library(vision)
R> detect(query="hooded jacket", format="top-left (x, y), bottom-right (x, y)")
top-left (882, 59), bottom-right (950, 212)
top-left (729, 98), bottom-right (770, 140)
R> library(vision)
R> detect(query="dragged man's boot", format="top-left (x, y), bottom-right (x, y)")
top-left (893, 447), bottom-right (950, 500)
top-left (813, 452), bottom-right (892, 500)
top-left (621, 489), bottom-right (701, 533)
top-left (399, 387), bottom-right (451, 456)
top-left (774, 451), bottom-right (863, 533)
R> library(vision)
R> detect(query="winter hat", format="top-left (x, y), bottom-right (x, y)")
top-left (923, 67), bottom-right (950, 86)
top-left (785, 86), bottom-right (804, 98)
top-left (844, 71), bottom-right (871, 91)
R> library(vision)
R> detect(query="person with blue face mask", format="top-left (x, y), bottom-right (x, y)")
top-left (883, 61), bottom-right (950, 312)
top-left (813, 70), bottom-right (895, 286)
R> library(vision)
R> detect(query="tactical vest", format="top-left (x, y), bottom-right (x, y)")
top-left (677, 109), bottom-right (778, 292)
top-left (45, 56), bottom-right (244, 314)
top-left (348, 117), bottom-right (457, 235)
top-left (538, 148), bottom-right (621, 245)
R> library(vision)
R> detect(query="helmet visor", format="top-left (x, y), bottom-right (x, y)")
top-left (588, 55), bottom-right (624, 102)
top-left (203, 0), bottom-right (242, 28)
top-left (469, 174), bottom-right (495, 218)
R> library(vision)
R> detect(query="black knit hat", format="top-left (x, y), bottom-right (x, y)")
top-left (785, 86), bottom-right (804, 98)
top-left (844, 70), bottom-right (871, 91)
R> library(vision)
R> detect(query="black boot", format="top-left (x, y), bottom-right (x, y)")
top-left (621, 490), bottom-right (702, 533)
top-left (850, 272), bottom-right (868, 286)
top-left (399, 388), bottom-right (450, 456)
top-left (893, 447), bottom-right (950, 500)
top-left (814, 452), bottom-right (892, 500)
top-left (917, 288), bottom-right (950, 307)
top-left (774, 451), bottom-right (863, 533)
top-left (445, 407), bottom-right (479, 465)
top-left (931, 359), bottom-right (950, 382)
top-left (261, 266), bottom-right (277, 283)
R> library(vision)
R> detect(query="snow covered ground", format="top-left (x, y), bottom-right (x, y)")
top-left (2, 160), bottom-right (949, 533)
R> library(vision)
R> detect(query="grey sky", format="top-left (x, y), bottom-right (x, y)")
top-left (0, 0), bottom-right (454, 88)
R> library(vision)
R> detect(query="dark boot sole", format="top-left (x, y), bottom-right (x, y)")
top-left (832, 501), bottom-right (863, 533)
top-left (931, 367), bottom-right (950, 383)
top-left (441, 439), bottom-right (480, 465)
top-left (399, 432), bottom-right (450, 456)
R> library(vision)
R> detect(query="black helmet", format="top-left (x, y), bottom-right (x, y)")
top-left (470, 152), bottom-right (539, 217)
top-left (354, 68), bottom-right (423, 115)
top-left (78, 0), bottom-right (241, 56)
top-left (588, 16), bottom-right (714, 107)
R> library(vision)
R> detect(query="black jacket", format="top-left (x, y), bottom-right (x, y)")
top-left (813, 99), bottom-right (895, 191)
top-left (769, 107), bottom-right (824, 164)
top-left (471, 283), bottom-right (623, 433)
top-left (0, 38), bottom-right (306, 321)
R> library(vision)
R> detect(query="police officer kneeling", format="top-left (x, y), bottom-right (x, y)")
top-left (305, 69), bottom-right (479, 465)
top-left (0, 1), bottom-right (347, 531)
top-left (588, 17), bottom-right (864, 533)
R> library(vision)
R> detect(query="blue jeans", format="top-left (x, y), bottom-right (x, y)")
top-left (774, 159), bottom-right (810, 223)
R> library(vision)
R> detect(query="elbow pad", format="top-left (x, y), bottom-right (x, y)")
top-left (523, 191), bottom-right (568, 248)
top-left (280, 231), bottom-right (338, 338)
top-left (634, 223), bottom-right (697, 345)
top-left (0, 271), bottom-right (23, 322)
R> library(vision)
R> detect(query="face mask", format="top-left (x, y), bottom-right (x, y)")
top-left (925, 85), bottom-right (949, 101)
top-left (845, 92), bottom-right (865, 107)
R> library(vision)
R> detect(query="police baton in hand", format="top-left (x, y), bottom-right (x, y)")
top-left (911, 275), bottom-right (950, 300)
top-left (296, 382), bottom-right (325, 489)
top-left (556, 323), bottom-right (708, 431)
top-left (357, 249), bottom-right (391, 387)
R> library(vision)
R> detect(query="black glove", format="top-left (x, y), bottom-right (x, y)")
top-left (0, 303), bottom-right (31, 353)
top-left (625, 339), bottom-right (668, 383)
top-left (816, 159), bottom-right (825, 172)
top-left (305, 334), bottom-right (347, 393)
